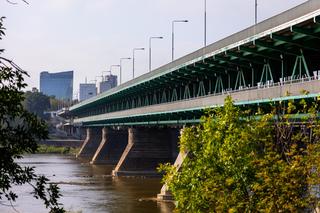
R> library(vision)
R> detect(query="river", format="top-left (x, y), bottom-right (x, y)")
top-left (0, 154), bottom-right (175, 213)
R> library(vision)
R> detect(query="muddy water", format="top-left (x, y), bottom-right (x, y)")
top-left (0, 154), bottom-right (175, 213)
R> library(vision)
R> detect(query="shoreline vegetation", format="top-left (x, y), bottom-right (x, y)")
top-left (36, 145), bottom-right (80, 155)
top-left (160, 97), bottom-right (320, 212)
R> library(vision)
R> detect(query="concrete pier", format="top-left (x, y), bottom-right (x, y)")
top-left (112, 127), bottom-right (179, 176)
top-left (90, 128), bottom-right (128, 164)
top-left (76, 127), bottom-right (102, 159)
top-left (157, 151), bottom-right (187, 201)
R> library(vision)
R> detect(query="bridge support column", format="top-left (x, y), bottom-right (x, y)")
top-left (157, 151), bottom-right (187, 201)
top-left (90, 128), bottom-right (128, 165)
top-left (76, 127), bottom-right (102, 159)
top-left (112, 127), bottom-right (179, 177)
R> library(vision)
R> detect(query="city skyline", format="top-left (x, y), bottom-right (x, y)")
top-left (1, 0), bottom-right (307, 95)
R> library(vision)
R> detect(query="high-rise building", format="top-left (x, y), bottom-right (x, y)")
top-left (99, 74), bottom-right (117, 93)
top-left (40, 71), bottom-right (73, 101)
top-left (79, 83), bottom-right (97, 101)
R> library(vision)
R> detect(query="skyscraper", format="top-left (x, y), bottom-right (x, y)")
top-left (40, 71), bottom-right (73, 101)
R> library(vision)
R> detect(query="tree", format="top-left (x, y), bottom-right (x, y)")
top-left (0, 17), bottom-right (64, 212)
top-left (23, 91), bottom-right (50, 118)
top-left (160, 97), bottom-right (320, 212)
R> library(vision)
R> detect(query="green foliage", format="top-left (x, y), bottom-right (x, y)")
top-left (160, 96), bottom-right (320, 212)
top-left (23, 91), bottom-right (50, 118)
top-left (0, 17), bottom-right (64, 212)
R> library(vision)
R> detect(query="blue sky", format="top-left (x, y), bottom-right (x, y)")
top-left (1, 0), bottom-right (307, 97)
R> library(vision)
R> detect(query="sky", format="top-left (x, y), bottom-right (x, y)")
top-left (1, 0), bottom-right (308, 98)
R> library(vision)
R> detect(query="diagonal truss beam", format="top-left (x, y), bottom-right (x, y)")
top-left (205, 58), bottom-right (240, 72)
top-left (169, 72), bottom-right (194, 82)
top-left (225, 51), bottom-right (265, 65)
top-left (291, 26), bottom-right (320, 40)
top-left (194, 62), bottom-right (226, 75)
top-left (254, 40), bottom-right (300, 56)
top-left (239, 46), bottom-right (282, 61)
top-left (271, 34), bottom-right (320, 52)
top-left (214, 55), bottom-right (252, 69)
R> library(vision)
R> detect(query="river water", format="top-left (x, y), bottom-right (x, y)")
top-left (0, 154), bottom-right (175, 213)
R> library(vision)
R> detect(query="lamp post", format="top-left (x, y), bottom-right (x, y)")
top-left (204, 0), bottom-right (207, 47)
top-left (149, 36), bottom-right (163, 72)
top-left (132, 48), bottom-right (145, 79)
top-left (120, 57), bottom-right (131, 84)
top-left (172, 20), bottom-right (188, 61)
top-left (110, 65), bottom-right (120, 85)
top-left (255, 0), bottom-right (258, 25)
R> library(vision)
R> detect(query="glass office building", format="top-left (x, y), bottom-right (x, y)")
top-left (40, 71), bottom-right (73, 101)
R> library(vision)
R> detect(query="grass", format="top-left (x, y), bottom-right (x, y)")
top-left (36, 145), bottom-right (80, 155)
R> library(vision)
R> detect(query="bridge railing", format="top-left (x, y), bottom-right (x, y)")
top-left (76, 73), bottom-right (320, 119)
top-left (154, 74), bottom-right (320, 106)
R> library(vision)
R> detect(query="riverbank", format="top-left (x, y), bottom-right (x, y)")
top-left (39, 139), bottom-right (83, 148)
top-left (37, 144), bottom-right (80, 155)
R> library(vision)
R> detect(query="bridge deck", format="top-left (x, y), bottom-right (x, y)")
top-left (70, 0), bottom-right (320, 127)
top-left (74, 78), bottom-right (320, 126)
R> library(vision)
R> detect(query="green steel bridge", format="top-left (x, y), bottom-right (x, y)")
top-left (70, 0), bottom-right (320, 127)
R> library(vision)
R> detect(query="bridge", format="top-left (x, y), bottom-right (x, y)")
top-left (69, 0), bottom-right (320, 199)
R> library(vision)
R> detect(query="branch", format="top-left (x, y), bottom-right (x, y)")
top-left (0, 200), bottom-right (20, 213)
top-left (9, 200), bottom-right (20, 213)
top-left (6, 0), bottom-right (17, 5)
top-left (5, 0), bottom-right (29, 5)
top-left (0, 56), bottom-right (29, 76)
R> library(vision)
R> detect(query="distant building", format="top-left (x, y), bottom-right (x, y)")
top-left (79, 83), bottom-right (97, 101)
top-left (40, 71), bottom-right (73, 101)
top-left (31, 87), bottom-right (39, 93)
top-left (99, 74), bottom-right (117, 93)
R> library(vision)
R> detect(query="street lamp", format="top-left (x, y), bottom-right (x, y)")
top-left (149, 36), bottom-right (163, 72)
top-left (120, 57), bottom-right (131, 84)
top-left (132, 48), bottom-right (145, 79)
top-left (110, 64), bottom-right (120, 85)
top-left (204, 0), bottom-right (207, 47)
top-left (255, 0), bottom-right (258, 25)
top-left (172, 20), bottom-right (188, 61)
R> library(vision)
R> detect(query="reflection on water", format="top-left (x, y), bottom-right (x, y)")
top-left (0, 154), bottom-right (174, 213)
